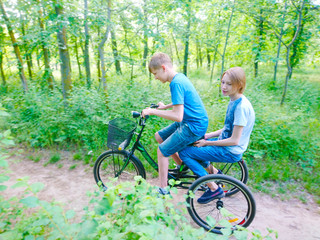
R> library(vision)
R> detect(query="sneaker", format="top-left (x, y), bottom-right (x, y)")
top-left (197, 187), bottom-right (225, 204)
top-left (158, 187), bottom-right (171, 195)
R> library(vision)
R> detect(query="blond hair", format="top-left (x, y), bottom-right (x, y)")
top-left (148, 52), bottom-right (173, 72)
top-left (221, 67), bottom-right (246, 94)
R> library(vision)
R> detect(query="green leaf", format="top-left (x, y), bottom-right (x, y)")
top-left (78, 219), bottom-right (98, 236)
top-left (233, 229), bottom-right (249, 240)
top-left (12, 181), bottom-right (28, 189)
top-left (0, 185), bottom-right (7, 191)
top-left (3, 130), bottom-right (11, 138)
top-left (0, 175), bottom-right (9, 183)
top-left (66, 209), bottom-right (76, 219)
top-left (30, 182), bottom-right (45, 194)
top-left (33, 218), bottom-right (51, 227)
top-left (0, 139), bottom-right (15, 146)
top-left (0, 111), bottom-right (10, 117)
top-left (20, 196), bottom-right (39, 208)
top-left (206, 215), bottom-right (216, 226)
top-left (0, 159), bottom-right (8, 167)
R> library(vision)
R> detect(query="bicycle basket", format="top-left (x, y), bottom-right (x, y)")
top-left (107, 118), bottom-right (137, 150)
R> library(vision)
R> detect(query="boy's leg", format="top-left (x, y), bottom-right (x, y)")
top-left (158, 122), bottom-right (201, 188)
top-left (155, 132), bottom-right (182, 166)
top-left (157, 147), bottom-right (169, 188)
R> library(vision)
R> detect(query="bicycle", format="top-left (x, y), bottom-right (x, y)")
top-left (93, 105), bottom-right (255, 232)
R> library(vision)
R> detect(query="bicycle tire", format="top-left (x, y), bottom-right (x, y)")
top-left (93, 150), bottom-right (146, 190)
top-left (214, 160), bottom-right (248, 196)
top-left (187, 174), bottom-right (256, 234)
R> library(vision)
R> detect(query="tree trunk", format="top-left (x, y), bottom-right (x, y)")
top-left (273, 2), bottom-right (287, 86)
top-left (280, 0), bottom-right (305, 105)
top-left (20, 14), bottom-right (33, 80)
top-left (74, 39), bottom-right (82, 78)
top-left (206, 47), bottom-right (211, 71)
top-left (0, 49), bottom-right (6, 86)
top-left (210, 46), bottom-right (218, 84)
top-left (97, 26), bottom-right (101, 82)
top-left (0, 0), bottom-right (28, 92)
top-left (171, 32), bottom-right (181, 65)
top-left (36, 46), bottom-right (41, 69)
top-left (141, 0), bottom-right (148, 71)
top-left (219, 0), bottom-right (235, 94)
top-left (54, 1), bottom-right (72, 100)
top-left (37, 0), bottom-right (54, 89)
top-left (111, 30), bottom-right (121, 74)
top-left (84, 0), bottom-right (91, 88)
top-left (183, 0), bottom-right (191, 76)
top-left (121, 16), bottom-right (133, 82)
top-left (196, 39), bottom-right (199, 69)
top-left (254, 10), bottom-right (264, 78)
top-left (98, 0), bottom-right (111, 93)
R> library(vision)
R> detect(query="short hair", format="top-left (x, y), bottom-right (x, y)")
top-left (221, 67), bottom-right (246, 94)
top-left (148, 52), bottom-right (173, 72)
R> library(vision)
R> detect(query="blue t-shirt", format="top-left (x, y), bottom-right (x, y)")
top-left (218, 95), bottom-right (255, 155)
top-left (170, 73), bottom-right (208, 136)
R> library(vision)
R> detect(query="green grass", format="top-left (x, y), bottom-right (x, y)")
top-left (0, 65), bottom-right (319, 202)
top-left (44, 153), bottom-right (61, 166)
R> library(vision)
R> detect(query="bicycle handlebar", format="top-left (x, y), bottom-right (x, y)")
top-left (131, 103), bottom-right (159, 125)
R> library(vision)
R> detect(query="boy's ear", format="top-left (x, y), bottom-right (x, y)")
top-left (161, 64), bottom-right (166, 71)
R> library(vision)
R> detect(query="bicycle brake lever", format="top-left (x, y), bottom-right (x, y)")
top-left (150, 103), bottom-right (159, 109)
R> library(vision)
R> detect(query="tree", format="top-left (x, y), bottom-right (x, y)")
top-left (84, 0), bottom-right (91, 88)
top-left (141, 0), bottom-right (148, 72)
top-left (267, 0), bottom-right (307, 104)
top-left (54, 0), bottom-right (72, 99)
top-left (219, 0), bottom-right (235, 93)
top-left (0, 0), bottom-right (28, 92)
top-left (98, 0), bottom-right (111, 92)
top-left (273, 1), bottom-right (287, 86)
top-left (183, 0), bottom-right (192, 76)
top-left (0, 26), bottom-right (6, 86)
top-left (36, 0), bottom-right (55, 89)
top-left (110, 29), bottom-right (121, 74)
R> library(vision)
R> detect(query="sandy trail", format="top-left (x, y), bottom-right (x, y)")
top-left (2, 149), bottom-right (320, 240)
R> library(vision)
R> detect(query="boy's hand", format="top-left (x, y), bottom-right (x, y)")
top-left (142, 107), bottom-right (153, 117)
top-left (157, 102), bottom-right (166, 110)
top-left (193, 139), bottom-right (207, 147)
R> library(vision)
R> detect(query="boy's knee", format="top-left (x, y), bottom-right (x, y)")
top-left (155, 132), bottom-right (163, 143)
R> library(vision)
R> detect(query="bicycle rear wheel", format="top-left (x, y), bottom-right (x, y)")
top-left (213, 159), bottom-right (248, 196)
top-left (93, 150), bottom-right (146, 190)
top-left (187, 174), bottom-right (256, 234)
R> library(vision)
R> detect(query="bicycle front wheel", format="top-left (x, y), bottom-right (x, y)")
top-left (93, 150), bottom-right (146, 190)
top-left (187, 174), bottom-right (256, 234)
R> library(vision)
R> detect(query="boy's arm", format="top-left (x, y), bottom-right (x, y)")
top-left (157, 102), bottom-right (173, 110)
top-left (142, 104), bottom-right (184, 122)
top-left (204, 129), bottom-right (223, 139)
top-left (195, 126), bottom-right (243, 147)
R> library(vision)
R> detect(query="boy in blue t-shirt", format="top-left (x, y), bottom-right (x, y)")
top-left (142, 52), bottom-right (208, 195)
top-left (179, 67), bottom-right (255, 204)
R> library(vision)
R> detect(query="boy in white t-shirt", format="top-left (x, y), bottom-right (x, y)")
top-left (179, 67), bottom-right (255, 204)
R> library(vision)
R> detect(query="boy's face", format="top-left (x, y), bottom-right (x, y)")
top-left (150, 66), bottom-right (168, 83)
top-left (221, 75), bottom-right (240, 99)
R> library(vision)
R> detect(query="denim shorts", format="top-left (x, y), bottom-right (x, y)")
top-left (158, 122), bottom-right (202, 157)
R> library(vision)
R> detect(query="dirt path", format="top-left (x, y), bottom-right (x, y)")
top-left (2, 149), bottom-right (320, 240)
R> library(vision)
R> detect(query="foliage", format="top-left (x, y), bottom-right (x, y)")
top-left (1, 66), bottom-right (320, 201)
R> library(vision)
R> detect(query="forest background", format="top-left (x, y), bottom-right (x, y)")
top-left (0, 0), bottom-right (319, 206)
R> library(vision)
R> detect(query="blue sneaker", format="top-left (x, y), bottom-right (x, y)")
top-left (158, 187), bottom-right (171, 195)
top-left (197, 187), bottom-right (225, 204)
